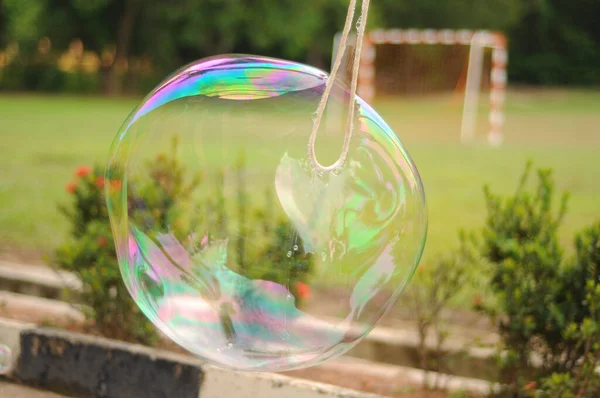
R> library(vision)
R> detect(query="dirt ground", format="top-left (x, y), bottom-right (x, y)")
top-left (0, 244), bottom-right (46, 265)
top-left (0, 381), bottom-right (75, 398)
top-left (285, 366), bottom-right (481, 397)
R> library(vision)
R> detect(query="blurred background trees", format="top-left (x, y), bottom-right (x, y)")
top-left (508, 0), bottom-right (600, 85)
top-left (374, 0), bottom-right (523, 31)
top-left (0, 0), bottom-right (598, 94)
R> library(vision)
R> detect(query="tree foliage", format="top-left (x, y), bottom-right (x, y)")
top-left (375, 0), bottom-right (523, 31)
top-left (1, 0), bottom-right (599, 89)
top-left (508, 0), bottom-right (600, 85)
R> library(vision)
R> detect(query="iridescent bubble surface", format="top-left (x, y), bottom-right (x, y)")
top-left (0, 344), bottom-right (12, 374)
top-left (106, 55), bottom-right (427, 372)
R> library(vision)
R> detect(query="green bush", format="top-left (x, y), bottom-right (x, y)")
top-left (56, 165), bottom-right (157, 344)
top-left (62, 71), bottom-right (101, 94)
top-left (129, 139), bottom-right (202, 241)
top-left (478, 162), bottom-right (600, 396)
top-left (406, 237), bottom-right (478, 388)
top-left (0, 63), bottom-right (102, 93)
top-left (56, 139), bottom-right (314, 344)
top-left (211, 152), bottom-right (314, 302)
top-left (56, 140), bottom-right (202, 344)
top-left (533, 222), bottom-right (600, 398)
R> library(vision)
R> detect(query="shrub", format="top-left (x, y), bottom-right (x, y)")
top-left (249, 218), bottom-right (314, 302)
top-left (56, 139), bottom-right (314, 344)
top-left (56, 165), bottom-right (157, 344)
top-left (0, 63), bottom-right (100, 93)
top-left (228, 152), bottom-right (314, 303)
top-left (533, 222), bottom-right (600, 398)
top-left (478, 161), bottom-right (600, 396)
top-left (406, 236), bottom-right (478, 388)
top-left (128, 137), bottom-right (202, 241)
top-left (56, 139), bottom-right (201, 344)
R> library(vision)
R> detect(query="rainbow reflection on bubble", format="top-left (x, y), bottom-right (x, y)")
top-left (106, 55), bottom-right (427, 372)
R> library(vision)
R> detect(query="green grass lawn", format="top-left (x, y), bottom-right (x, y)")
top-left (1, 89), bottom-right (599, 269)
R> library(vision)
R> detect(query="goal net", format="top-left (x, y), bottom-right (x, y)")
top-left (331, 29), bottom-right (508, 145)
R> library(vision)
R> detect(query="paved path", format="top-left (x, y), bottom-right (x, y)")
top-left (0, 381), bottom-right (75, 398)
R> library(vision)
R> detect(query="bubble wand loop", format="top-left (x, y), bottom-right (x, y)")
top-left (308, 0), bottom-right (371, 173)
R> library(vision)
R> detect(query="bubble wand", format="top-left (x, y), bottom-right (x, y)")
top-left (308, 0), bottom-right (371, 173)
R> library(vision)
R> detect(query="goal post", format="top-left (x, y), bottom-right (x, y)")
top-left (333, 29), bottom-right (508, 145)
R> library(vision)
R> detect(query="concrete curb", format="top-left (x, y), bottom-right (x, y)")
top-left (18, 328), bottom-right (203, 398)
top-left (0, 291), bottom-right (85, 327)
top-left (0, 318), bottom-right (384, 398)
top-left (0, 262), bottom-right (500, 381)
top-left (0, 262), bottom-right (81, 300)
top-left (201, 366), bottom-right (383, 398)
top-left (0, 318), bottom-right (34, 377)
top-left (348, 326), bottom-right (498, 381)
top-left (316, 357), bottom-right (500, 395)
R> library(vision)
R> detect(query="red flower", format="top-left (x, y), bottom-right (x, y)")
top-left (523, 381), bottom-right (537, 391)
top-left (75, 166), bottom-right (91, 178)
top-left (97, 237), bottom-right (108, 248)
top-left (295, 282), bottom-right (311, 300)
top-left (110, 179), bottom-right (123, 190)
top-left (95, 176), bottom-right (105, 188)
top-left (66, 182), bottom-right (77, 194)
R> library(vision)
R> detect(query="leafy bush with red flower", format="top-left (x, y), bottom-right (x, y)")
top-left (246, 219), bottom-right (314, 305)
top-left (55, 141), bottom-right (201, 344)
top-left (229, 153), bottom-right (314, 306)
top-left (56, 138), bottom-right (315, 345)
top-left (295, 281), bottom-right (311, 300)
top-left (56, 165), bottom-right (157, 344)
top-left (75, 166), bottom-right (91, 178)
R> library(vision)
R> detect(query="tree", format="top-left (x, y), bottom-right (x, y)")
top-left (0, 0), bottom-right (6, 47)
top-left (144, 0), bottom-right (347, 68)
top-left (2, 0), bottom-right (47, 51)
top-left (508, 0), bottom-right (600, 84)
top-left (2, 0), bottom-right (134, 93)
top-left (375, 0), bottom-right (523, 31)
top-left (4, 0), bottom-right (599, 90)
top-left (52, 0), bottom-right (143, 94)
top-left (2, 0), bottom-right (347, 92)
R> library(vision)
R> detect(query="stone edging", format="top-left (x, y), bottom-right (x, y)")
top-left (0, 261), bottom-right (500, 381)
top-left (0, 318), bottom-right (383, 398)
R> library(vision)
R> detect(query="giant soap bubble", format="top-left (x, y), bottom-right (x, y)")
top-left (106, 55), bottom-right (427, 372)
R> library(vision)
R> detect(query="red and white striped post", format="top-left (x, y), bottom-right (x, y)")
top-left (489, 34), bottom-right (508, 146)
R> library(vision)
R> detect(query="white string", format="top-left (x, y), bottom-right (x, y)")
top-left (308, 0), bottom-right (371, 173)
